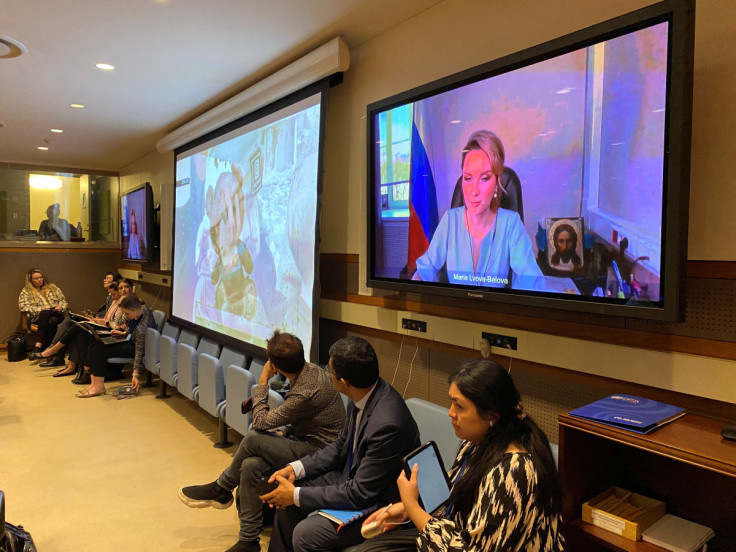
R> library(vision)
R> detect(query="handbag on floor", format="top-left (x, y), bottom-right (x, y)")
top-left (5, 336), bottom-right (26, 363)
top-left (1, 522), bottom-right (37, 552)
top-left (1, 491), bottom-right (37, 552)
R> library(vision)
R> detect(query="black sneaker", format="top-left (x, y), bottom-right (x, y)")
top-left (225, 541), bottom-right (260, 552)
top-left (178, 481), bottom-right (233, 509)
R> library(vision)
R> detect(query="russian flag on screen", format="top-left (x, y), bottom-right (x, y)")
top-left (407, 104), bottom-right (439, 272)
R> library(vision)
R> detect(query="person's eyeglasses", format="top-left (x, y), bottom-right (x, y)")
top-left (319, 363), bottom-right (335, 376)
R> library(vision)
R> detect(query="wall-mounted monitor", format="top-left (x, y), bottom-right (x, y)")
top-left (121, 183), bottom-right (155, 263)
top-left (366, 0), bottom-right (694, 321)
top-left (171, 83), bottom-right (327, 359)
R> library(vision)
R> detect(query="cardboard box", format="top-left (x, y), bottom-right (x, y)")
top-left (582, 486), bottom-right (666, 541)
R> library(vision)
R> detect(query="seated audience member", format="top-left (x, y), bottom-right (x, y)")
top-left (38, 203), bottom-right (75, 241)
top-left (69, 278), bottom-right (133, 385)
top-left (179, 330), bottom-right (346, 552)
top-left (358, 359), bottom-right (565, 552)
top-left (76, 294), bottom-right (154, 398)
top-left (39, 280), bottom-right (125, 377)
top-left (87, 275), bottom-right (126, 326)
top-left (18, 268), bottom-right (68, 355)
top-left (261, 336), bottom-right (421, 552)
top-left (34, 271), bottom-right (122, 366)
top-left (109, 279), bottom-right (133, 329)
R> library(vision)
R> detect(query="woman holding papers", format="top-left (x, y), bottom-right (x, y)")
top-left (359, 360), bottom-right (564, 552)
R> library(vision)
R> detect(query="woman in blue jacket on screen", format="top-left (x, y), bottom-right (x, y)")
top-left (127, 209), bottom-right (145, 260)
top-left (413, 130), bottom-right (544, 291)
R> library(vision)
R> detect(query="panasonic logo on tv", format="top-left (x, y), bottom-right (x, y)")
top-left (467, 292), bottom-right (484, 298)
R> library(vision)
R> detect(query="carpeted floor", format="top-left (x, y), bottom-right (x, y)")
top-left (0, 354), bottom-right (271, 551)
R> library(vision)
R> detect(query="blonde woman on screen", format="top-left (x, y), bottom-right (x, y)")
top-left (413, 130), bottom-right (544, 291)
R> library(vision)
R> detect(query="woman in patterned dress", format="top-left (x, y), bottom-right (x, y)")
top-left (359, 359), bottom-right (565, 552)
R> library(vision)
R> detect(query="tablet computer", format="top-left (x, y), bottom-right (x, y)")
top-left (402, 441), bottom-right (451, 514)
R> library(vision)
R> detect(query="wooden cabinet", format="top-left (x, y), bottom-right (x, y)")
top-left (558, 412), bottom-right (736, 552)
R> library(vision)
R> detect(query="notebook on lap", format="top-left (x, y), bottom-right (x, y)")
top-left (69, 311), bottom-right (109, 332)
top-left (71, 319), bottom-right (127, 345)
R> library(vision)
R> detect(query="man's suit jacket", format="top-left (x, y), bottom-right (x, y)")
top-left (297, 378), bottom-right (420, 511)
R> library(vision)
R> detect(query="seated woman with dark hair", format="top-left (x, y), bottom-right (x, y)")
top-left (39, 279), bottom-right (129, 377)
top-left (359, 359), bottom-right (564, 552)
top-left (18, 268), bottom-right (68, 355)
top-left (77, 294), bottom-right (154, 398)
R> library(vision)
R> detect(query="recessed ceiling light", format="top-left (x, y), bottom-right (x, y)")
top-left (0, 36), bottom-right (28, 59)
top-left (37, 146), bottom-right (49, 151)
top-left (95, 63), bottom-right (115, 71)
top-left (70, 104), bottom-right (85, 108)
top-left (50, 128), bottom-right (63, 133)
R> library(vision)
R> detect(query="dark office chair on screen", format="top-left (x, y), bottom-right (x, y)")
top-left (402, 167), bottom-right (524, 281)
top-left (450, 166), bottom-right (525, 222)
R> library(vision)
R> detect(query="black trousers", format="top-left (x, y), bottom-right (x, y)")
top-left (86, 340), bottom-right (135, 378)
top-left (268, 471), bottom-right (366, 552)
top-left (32, 310), bottom-right (65, 347)
top-left (356, 527), bottom-right (418, 552)
top-left (69, 332), bottom-right (94, 367)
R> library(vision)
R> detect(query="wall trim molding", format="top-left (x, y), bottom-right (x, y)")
top-left (322, 290), bottom-right (736, 361)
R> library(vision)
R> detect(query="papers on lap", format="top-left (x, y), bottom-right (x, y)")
top-left (569, 394), bottom-right (685, 434)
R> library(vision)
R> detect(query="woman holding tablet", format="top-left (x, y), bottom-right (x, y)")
top-left (359, 359), bottom-right (564, 551)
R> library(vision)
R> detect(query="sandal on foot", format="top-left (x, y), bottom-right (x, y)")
top-left (77, 388), bottom-right (106, 398)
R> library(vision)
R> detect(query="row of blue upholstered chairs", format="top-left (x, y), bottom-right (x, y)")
top-left (137, 317), bottom-right (556, 474)
top-left (141, 319), bottom-right (284, 446)
top-left (139, 319), bottom-right (468, 464)
top-left (135, 317), bottom-right (556, 552)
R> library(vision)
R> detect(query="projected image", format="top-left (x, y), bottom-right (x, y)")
top-left (173, 95), bottom-right (321, 356)
top-left (372, 22), bottom-right (668, 302)
top-left (121, 187), bottom-right (149, 261)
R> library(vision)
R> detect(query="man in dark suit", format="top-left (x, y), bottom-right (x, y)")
top-left (263, 336), bottom-right (421, 551)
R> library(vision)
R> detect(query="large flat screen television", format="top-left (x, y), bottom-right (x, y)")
top-left (367, 0), bottom-right (694, 321)
top-left (171, 83), bottom-right (327, 359)
top-left (121, 183), bottom-right (155, 263)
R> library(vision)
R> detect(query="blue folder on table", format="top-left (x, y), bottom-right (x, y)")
top-left (569, 394), bottom-right (685, 434)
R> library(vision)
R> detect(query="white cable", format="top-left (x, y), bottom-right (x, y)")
top-left (149, 284), bottom-right (163, 311)
top-left (403, 336), bottom-right (419, 398)
top-left (508, 357), bottom-right (512, 374)
top-left (390, 333), bottom-right (405, 387)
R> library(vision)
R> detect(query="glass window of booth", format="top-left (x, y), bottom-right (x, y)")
top-left (0, 166), bottom-right (119, 244)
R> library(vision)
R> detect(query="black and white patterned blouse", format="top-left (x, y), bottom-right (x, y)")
top-left (417, 441), bottom-right (565, 552)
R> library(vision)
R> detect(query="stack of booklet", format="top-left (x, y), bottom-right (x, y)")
top-left (568, 394), bottom-right (685, 434)
top-left (641, 514), bottom-right (715, 552)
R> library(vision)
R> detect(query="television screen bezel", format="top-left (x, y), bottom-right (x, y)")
top-left (169, 79), bottom-right (330, 361)
top-left (120, 182), bottom-right (155, 264)
top-left (365, 0), bottom-right (694, 322)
